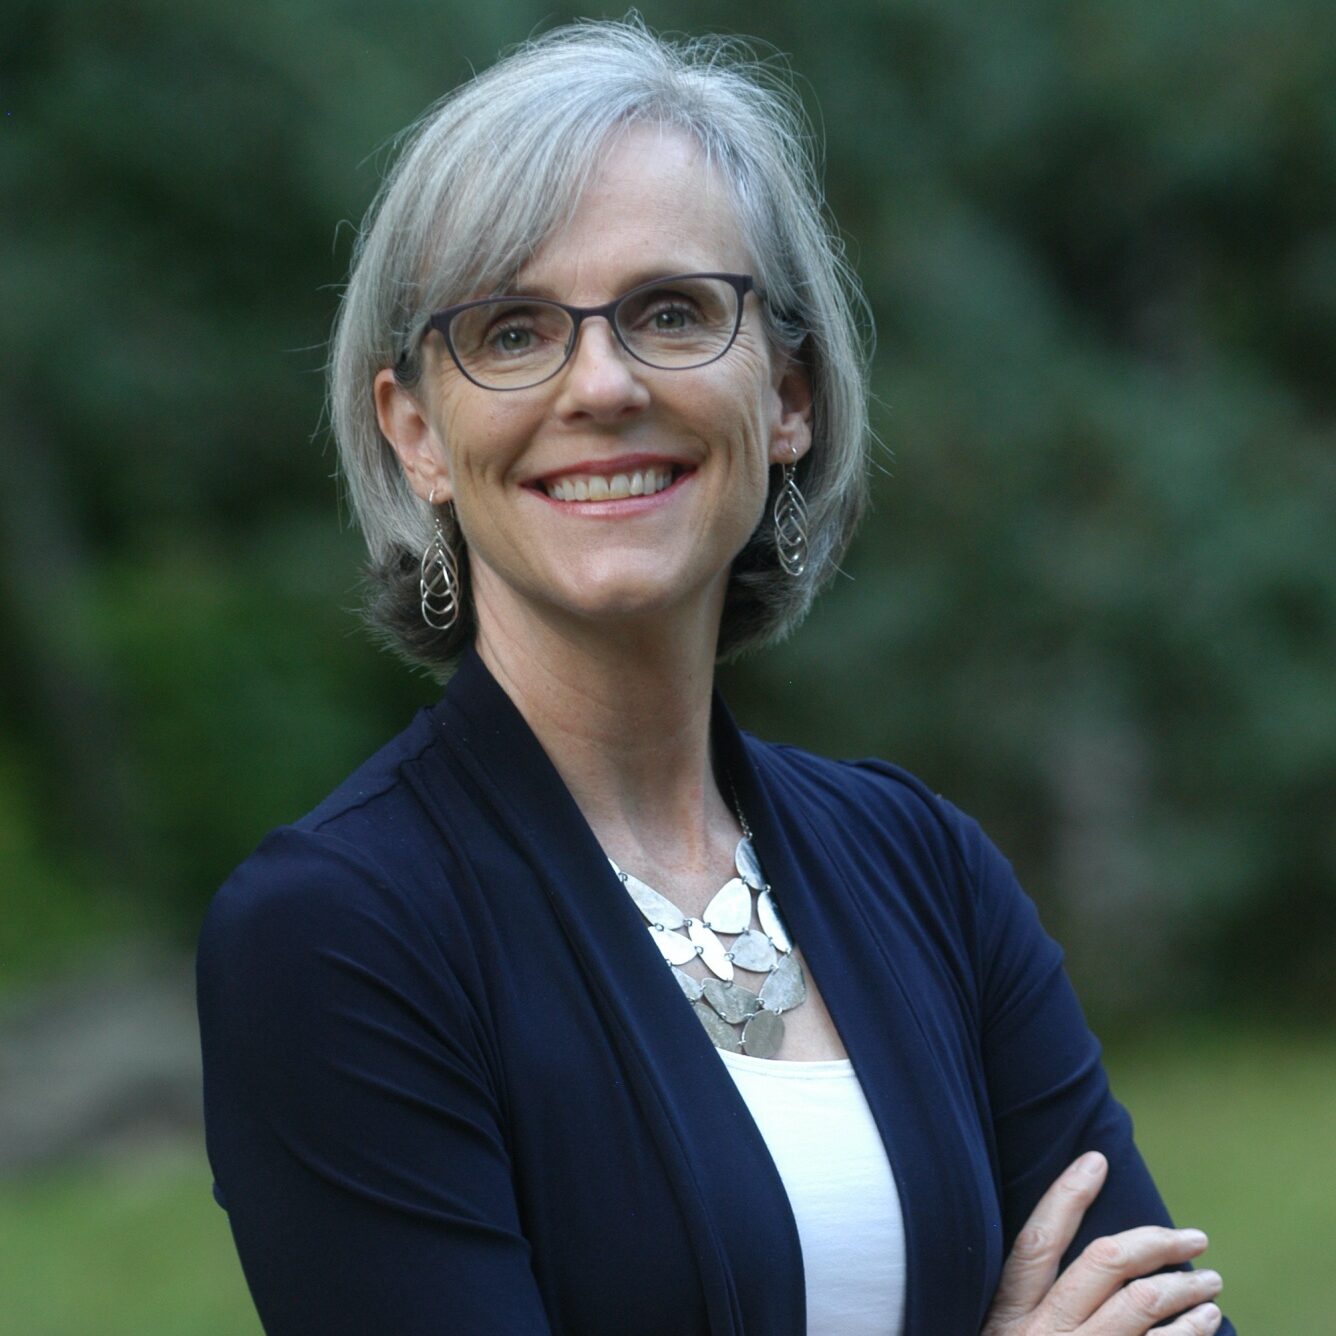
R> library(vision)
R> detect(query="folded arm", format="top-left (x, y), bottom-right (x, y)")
top-left (197, 827), bottom-right (554, 1336)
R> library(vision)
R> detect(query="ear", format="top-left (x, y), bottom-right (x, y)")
top-left (373, 368), bottom-right (453, 503)
top-left (768, 357), bottom-right (813, 466)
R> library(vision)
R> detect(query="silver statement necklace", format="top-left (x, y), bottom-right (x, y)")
top-left (608, 810), bottom-right (806, 1059)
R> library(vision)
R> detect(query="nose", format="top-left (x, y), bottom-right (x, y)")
top-left (551, 316), bottom-right (650, 421)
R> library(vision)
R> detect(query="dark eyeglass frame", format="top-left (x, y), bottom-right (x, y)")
top-left (415, 272), bottom-right (758, 391)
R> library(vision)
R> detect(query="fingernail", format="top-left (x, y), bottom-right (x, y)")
top-left (1181, 1228), bottom-right (1209, 1248)
top-left (1197, 1269), bottom-right (1221, 1287)
top-left (1076, 1152), bottom-right (1104, 1178)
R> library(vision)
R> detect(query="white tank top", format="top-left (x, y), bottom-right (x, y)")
top-left (717, 1049), bottom-right (907, 1335)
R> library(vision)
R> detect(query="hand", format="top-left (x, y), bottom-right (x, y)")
top-left (981, 1152), bottom-right (1223, 1336)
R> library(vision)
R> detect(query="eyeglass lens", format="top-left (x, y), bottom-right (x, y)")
top-left (447, 275), bottom-right (742, 389)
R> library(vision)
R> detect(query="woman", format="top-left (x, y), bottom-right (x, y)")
top-left (197, 20), bottom-right (1232, 1336)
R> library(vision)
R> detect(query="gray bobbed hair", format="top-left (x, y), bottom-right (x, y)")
top-left (329, 17), bottom-right (871, 675)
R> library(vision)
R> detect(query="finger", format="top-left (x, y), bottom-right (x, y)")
top-left (1088, 1270), bottom-right (1222, 1335)
top-left (1140, 1302), bottom-right (1223, 1335)
top-left (988, 1152), bottom-right (1108, 1322)
top-left (1042, 1225), bottom-right (1210, 1326)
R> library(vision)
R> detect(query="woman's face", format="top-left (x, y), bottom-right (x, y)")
top-left (375, 126), bottom-right (811, 648)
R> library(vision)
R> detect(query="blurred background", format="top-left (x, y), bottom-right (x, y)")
top-left (2, 0), bottom-right (1332, 1330)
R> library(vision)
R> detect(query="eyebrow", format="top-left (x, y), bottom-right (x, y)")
top-left (501, 266), bottom-right (711, 302)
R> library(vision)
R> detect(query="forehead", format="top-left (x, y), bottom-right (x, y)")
top-left (516, 125), bottom-right (752, 298)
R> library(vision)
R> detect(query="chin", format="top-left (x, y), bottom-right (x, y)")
top-left (567, 583), bottom-right (693, 622)
top-left (474, 549), bottom-right (730, 639)
top-left (556, 568), bottom-right (724, 629)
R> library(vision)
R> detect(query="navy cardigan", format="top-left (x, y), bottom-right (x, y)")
top-left (197, 649), bottom-right (1233, 1335)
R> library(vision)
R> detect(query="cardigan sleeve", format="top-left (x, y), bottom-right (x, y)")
top-left (941, 802), bottom-right (1237, 1335)
top-left (196, 826), bottom-right (554, 1336)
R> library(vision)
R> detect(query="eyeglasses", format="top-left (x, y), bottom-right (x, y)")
top-left (417, 272), bottom-right (756, 391)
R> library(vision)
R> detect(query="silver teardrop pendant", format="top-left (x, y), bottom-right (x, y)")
top-left (741, 1008), bottom-right (785, 1058)
top-left (688, 919), bottom-right (733, 981)
top-left (759, 951), bottom-right (806, 1012)
top-left (735, 837), bottom-right (765, 890)
top-left (728, 928), bottom-right (778, 973)
top-left (621, 870), bottom-right (687, 930)
top-left (647, 923), bottom-right (700, 966)
top-left (703, 877), bottom-right (751, 934)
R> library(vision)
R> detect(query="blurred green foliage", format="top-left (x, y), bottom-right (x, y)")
top-left (2, 0), bottom-right (1333, 1021)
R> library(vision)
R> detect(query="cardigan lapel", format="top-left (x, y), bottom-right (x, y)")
top-left (425, 650), bottom-right (807, 1336)
top-left (721, 718), bottom-right (999, 1336)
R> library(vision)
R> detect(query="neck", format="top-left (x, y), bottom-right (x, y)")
top-left (472, 578), bottom-right (739, 889)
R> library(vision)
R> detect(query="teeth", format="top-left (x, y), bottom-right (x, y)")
top-left (545, 466), bottom-right (674, 502)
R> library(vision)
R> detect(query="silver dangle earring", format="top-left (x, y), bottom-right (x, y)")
top-left (772, 449), bottom-right (809, 577)
top-left (420, 487), bottom-right (460, 631)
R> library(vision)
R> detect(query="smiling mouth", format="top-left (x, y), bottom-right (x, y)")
top-left (542, 465), bottom-right (678, 502)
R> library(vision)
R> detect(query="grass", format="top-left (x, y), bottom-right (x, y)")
top-left (1, 1029), bottom-right (1329, 1333)
top-left (1104, 1026), bottom-right (1336, 1333)
top-left (0, 1141), bottom-right (261, 1336)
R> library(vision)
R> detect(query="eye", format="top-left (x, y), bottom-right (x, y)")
top-left (635, 291), bottom-right (703, 334)
top-left (490, 323), bottom-right (536, 354)
top-left (650, 303), bottom-right (695, 330)
top-left (471, 302), bottom-right (567, 358)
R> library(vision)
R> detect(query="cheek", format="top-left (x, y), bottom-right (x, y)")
top-left (722, 345), bottom-right (785, 453)
top-left (712, 408), bottom-right (777, 535)
top-left (734, 389), bottom-right (784, 480)
top-left (437, 398), bottom-right (538, 485)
